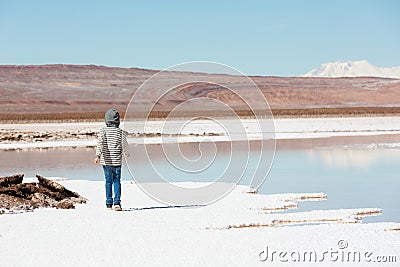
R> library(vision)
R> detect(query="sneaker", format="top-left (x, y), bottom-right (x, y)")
top-left (106, 204), bottom-right (113, 210)
top-left (114, 203), bottom-right (122, 211)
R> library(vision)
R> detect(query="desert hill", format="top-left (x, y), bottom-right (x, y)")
top-left (1, 64), bottom-right (400, 120)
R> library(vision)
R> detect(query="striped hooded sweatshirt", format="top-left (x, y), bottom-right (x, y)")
top-left (95, 109), bottom-right (129, 166)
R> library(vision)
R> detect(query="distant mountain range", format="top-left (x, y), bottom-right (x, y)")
top-left (304, 60), bottom-right (400, 78)
top-left (1, 64), bottom-right (400, 116)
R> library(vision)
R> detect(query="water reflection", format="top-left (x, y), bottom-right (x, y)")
top-left (307, 149), bottom-right (400, 169)
top-left (1, 140), bottom-right (399, 222)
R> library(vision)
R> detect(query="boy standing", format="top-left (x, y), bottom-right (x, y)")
top-left (94, 109), bottom-right (129, 211)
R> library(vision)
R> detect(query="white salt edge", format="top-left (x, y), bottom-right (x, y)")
top-left (1, 181), bottom-right (399, 266)
top-left (2, 117), bottom-right (400, 150)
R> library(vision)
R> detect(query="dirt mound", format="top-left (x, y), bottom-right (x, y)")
top-left (0, 174), bottom-right (86, 214)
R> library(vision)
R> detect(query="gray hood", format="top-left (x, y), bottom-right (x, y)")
top-left (105, 109), bottom-right (120, 127)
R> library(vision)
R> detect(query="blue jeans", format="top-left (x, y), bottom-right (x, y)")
top-left (102, 165), bottom-right (121, 205)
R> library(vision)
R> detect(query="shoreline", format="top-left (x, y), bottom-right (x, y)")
top-left (1, 180), bottom-right (399, 266)
top-left (2, 116), bottom-right (400, 150)
top-left (2, 107), bottom-right (400, 123)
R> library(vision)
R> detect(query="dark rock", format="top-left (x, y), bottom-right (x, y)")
top-left (55, 200), bottom-right (75, 209)
top-left (0, 174), bottom-right (86, 214)
top-left (36, 175), bottom-right (80, 198)
top-left (0, 174), bottom-right (24, 187)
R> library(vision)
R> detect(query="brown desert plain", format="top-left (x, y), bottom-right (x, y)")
top-left (1, 64), bottom-right (400, 122)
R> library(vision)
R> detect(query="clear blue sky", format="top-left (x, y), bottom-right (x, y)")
top-left (0, 0), bottom-right (399, 76)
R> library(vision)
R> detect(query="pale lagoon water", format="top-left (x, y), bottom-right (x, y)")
top-left (0, 137), bottom-right (399, 223)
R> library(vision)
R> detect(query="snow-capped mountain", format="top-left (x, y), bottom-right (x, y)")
top-left (304, 60), bottom-right (400, 78)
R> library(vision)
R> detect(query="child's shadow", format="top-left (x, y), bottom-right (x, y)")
top-left (122, 204), bottom-right (205, 211)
